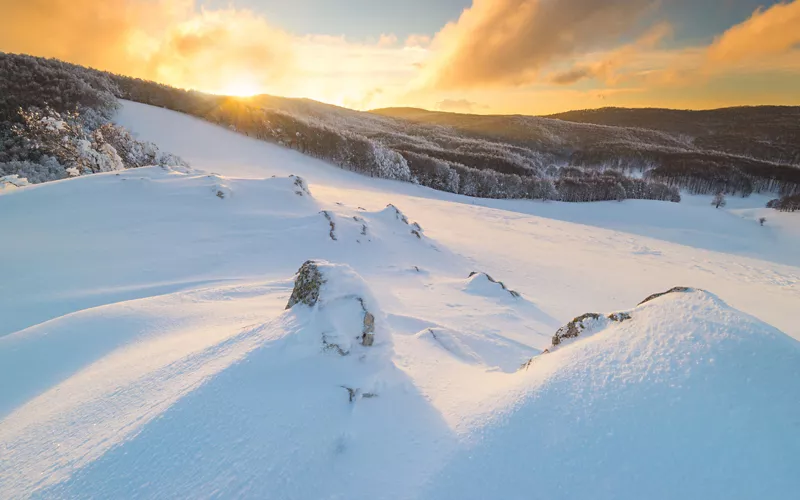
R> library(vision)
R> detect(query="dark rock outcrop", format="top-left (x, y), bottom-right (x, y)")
top-left (286, 260), bottom-right (325, 309)
top-left (638, 287), bottom-right (693, 305)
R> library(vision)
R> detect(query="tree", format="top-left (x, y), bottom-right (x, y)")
top-left (759, 217), bottom-right (767, 226)
top-left (712, 191), bottom-right (727, 209)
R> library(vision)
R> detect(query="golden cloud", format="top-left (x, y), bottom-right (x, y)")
top-left (423, 0), bottom-right (656, 89)
top-left (547, 23), bottom-right (672, 85)
top-left (707, 0), bottom-right (800, 66)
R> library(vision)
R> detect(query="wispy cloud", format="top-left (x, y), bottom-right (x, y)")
top-left (436, 98), bottom-right (484, 113)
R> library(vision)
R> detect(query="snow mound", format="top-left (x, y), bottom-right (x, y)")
top-left (540, 286), bottom-right (694, 353)
top-left (207, 174), bottom-right (232, 199)
top-left (416, 327), bottom-right (538, 373)
top-left (463, 272), bottom-right (521, 298)
top-left (286, 260), bottom-right (389, 355)
top-left (435, 290), bottom-right (800, 499)
top-left (375, 203), bottom-right (424, 239)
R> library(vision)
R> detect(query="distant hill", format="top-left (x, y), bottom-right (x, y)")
top-left (372, 106), bottom-right (800, 197)
top-left (546, 106), bottom-right (800, 165)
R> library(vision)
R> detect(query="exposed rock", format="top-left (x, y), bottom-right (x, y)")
top-left (468, 271), bottom-right (521, 298)
top-left (290, 175), bottom-right (310, 196)
top-left (384, 204), bottom-right (426, 240)
top-left (410, 222), bottom-right (423, 239)
top-left (638, 287), bottom-right (694, 305)
top-left (286, 261), bottom-right (379, 353)
top-left (353, 216), bottom-right (368, 236)
top-left (386, 203), bottom-right (409, 224)
top-left (322, 332), bottom-right (349, 356)
top-left (359, 298), bottom-right (375, 347)
top-left (552, 312), bottom-right (602, 346)
top-left (608, 312), bottom-right (632, 322)
top-left (286, 260), bottom-right (325, 309)
top-left (207, 174), bottom-right (231, 200)
top-left (521, 288), bottom-right (699, 371)
top-left (341, 386), bottom-right (378, 403)
top-left (321, 210), bottom-right (337, 240)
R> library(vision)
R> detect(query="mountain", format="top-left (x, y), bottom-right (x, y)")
top-left (1, 100), bottom-right (799, 498)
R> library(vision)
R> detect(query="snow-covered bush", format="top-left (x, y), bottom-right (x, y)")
top-left (0, 53), bottom-right (186, 184)
top-left (0, 157), bottom-right (65, 183)
top-left (0, 174), bottom-right (30, 189)
top-left (10, 106), bottom-right (187, 182)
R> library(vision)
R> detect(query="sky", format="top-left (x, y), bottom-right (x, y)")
top-left (1, 0), bottom-right (799, 115)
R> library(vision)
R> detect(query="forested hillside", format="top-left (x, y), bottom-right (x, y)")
top-left (0, 53), bottom-right (185, 184)
top-left (3, 52), bottom-right (799, 210)
top-left (547, 106), bottom-right (800, 164)
top-left (374, 107), bottom-right (800, 200)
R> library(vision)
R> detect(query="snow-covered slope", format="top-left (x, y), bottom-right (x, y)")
top-left (1, 101), bottom-right (798, 499)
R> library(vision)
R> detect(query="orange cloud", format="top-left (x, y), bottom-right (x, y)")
top-left (0, 0), bottom-right (423, 106)
top-left (424, 0), bottom-right (656, 89)
top-left (547, 23), bottom-right (672, 85)
top-left (0, 0), bottom-right (293, 95)
top-left (144, 8), bottom-right (294, 94)
top-left (707, 0), bottom-right (800, 65)
top-left (0, 0), bottom-right (159, 71)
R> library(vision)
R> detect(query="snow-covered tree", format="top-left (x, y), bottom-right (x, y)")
top-left (712, 192), bottom-right (727, 209)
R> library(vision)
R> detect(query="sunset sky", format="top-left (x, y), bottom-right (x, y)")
top-left (1, 0), bottom-right (799, 114)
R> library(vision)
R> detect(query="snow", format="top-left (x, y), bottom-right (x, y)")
top-left (0, 100), bottom-right (798, 499)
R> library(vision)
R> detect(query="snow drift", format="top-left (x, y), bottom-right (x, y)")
top-left (429, 289), bottom-right (800, 499)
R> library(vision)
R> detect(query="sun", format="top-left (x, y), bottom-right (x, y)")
top-left (217, 78), bottom-right (262, 98)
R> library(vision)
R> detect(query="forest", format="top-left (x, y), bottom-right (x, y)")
top-left (3, 52), bottom-right (799, 207)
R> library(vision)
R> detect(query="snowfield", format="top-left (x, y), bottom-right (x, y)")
top-left (1, 101), bottom-right (798, 499)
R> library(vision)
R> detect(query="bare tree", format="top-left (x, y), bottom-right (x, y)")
top-left (759, 217), bottom-right (767, 226)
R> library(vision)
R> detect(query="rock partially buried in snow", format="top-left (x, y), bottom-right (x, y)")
top-left (554, 287), bottom-right (695, 348)
top-left (207, 174), bottom-right (232, 199)
top-left (385, 203), bottom-right (409, 224)
top-left (467, 271), bottom-right (521, 298)
top-left (320, 210), bottom-right (337, 240)
top-left (286, 260), bottom-right (381, 352)
top-left (382, 203), bottom-right (424, 239)
top-left (638, 286), bottom-right (693, 305)
top-left (289, 174), bottom-right (310, 196)
top-left (286, 260), bottom-right (325, 309)
top-left (522, 287), bottom-right (698, 368)
top-left (361, 304), bottom-right (375, 347)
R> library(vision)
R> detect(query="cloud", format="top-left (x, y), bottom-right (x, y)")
top-left (0, 0), bottom-right (423, 107)
top-left (707, 0), bottom-right (800, 65)
top-left (0, 0), bottom-right (294, 94)
top-left (377, 34), bottom-right (398, 47)
top-left (0, 0), bottom-right (162, 70)
top-left (547, 23), bottom-right (672, 85)
top-left (144, 8), bottom-right (294, 93)
top-left (423, 0), bottom-right (655, 89)
top-left (405, 34), bottom-right (432, 48)
top-left (436, 98), bottom-right (482, 112)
